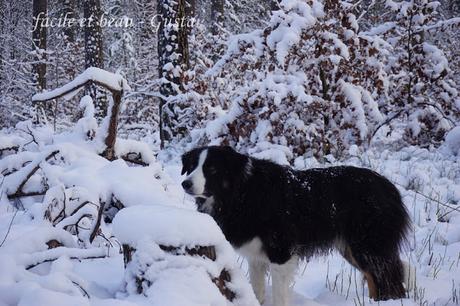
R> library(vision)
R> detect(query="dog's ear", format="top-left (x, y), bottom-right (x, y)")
top-left (181, 152), bottom-right (191, 175)
top-left (222, 146), bottom-right (235, 152)
top-left (221, 147), bottom-right (248, 173)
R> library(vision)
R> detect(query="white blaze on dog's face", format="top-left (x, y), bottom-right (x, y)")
top-left (181, 146), bottom-right (251, 213)
top-left (185, 149), bottom-right (207, 195)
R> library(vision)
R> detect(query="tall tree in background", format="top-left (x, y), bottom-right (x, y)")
top-left (106, 0), bottom-right (136, 76)
top-left (60, 0), bottom-right (81, 82)
top-left (32, 0), bottom-right (47, 91)
top-left (62, 0), bottom-right (76, 43)
top-left (210, 0), bottom-right (224, 36)
top-left (83, 0), bottom-right (105, 118)
top-left (157, 0), bottom-right (189, 147)
top-left (0, 0), bottom-right (3, 78)
top-left (270, 0), bottom-right (280, 11)
top-left (186, 0), bottom-right (195, 17)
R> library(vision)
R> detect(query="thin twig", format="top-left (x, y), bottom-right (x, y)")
top-left (394, 181), bottom-right (460, 214)
top-left (0, 209), bottom-right (18, 248)
top-left (71, 280), bottom-right (90, 299)
top-left (26, 252), bottom-right (107, 270)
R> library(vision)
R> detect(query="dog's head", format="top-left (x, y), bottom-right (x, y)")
top-left (181, 146), bottom-right (251, 205)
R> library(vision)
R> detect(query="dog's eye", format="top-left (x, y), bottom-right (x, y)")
top-left (208, 166), bottom-right (217, 174)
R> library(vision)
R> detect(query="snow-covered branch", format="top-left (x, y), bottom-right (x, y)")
top-left (31, 67), bottom-right (130, 102)
top-left (22, 247), bottom-right (107, 270)
top-left (4, 149), bottom-right (59, 199)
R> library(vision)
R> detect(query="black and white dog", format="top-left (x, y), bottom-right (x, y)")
top-left (181, 146), bottom-right (411, 306)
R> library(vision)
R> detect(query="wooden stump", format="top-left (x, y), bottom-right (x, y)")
top-left (122, 243), bottom-right (236, 301)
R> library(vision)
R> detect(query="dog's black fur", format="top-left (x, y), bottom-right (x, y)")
top-left (181, 146), bottom-right (411, 300)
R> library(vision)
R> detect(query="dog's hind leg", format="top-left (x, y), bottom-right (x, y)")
top-left (249, 259), bottom-right (268, 304)
top-left (343, 245), bottom-right (406, 300)
top-left (270, 256), bottom-right (298, 306)
top-left (338, 245), bottom-right (379, 299)
top-left (368, 255), bottom-right (406, 300)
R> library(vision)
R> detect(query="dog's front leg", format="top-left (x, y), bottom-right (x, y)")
top-left (270, 256), bottom-right (298, 306)
top-left (249, 259), bottom-right (268, 304)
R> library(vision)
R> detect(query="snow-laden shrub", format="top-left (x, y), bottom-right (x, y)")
top-left (185, 0), bottom-right (390, 160)
top-left (382, 0), bottom-right (460, 147)
top-left (172, 0), bottom-right (459, 160)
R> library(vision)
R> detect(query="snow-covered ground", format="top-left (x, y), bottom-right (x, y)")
top-left (0, 124), bottom-right (459, 306)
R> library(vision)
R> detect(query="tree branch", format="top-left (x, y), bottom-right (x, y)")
top-left (25, 247), bottom-right (107, 270)
top-left (370, 109), bottom-right (406, 142)
top-left (7, 150), bottom-right (59, 199)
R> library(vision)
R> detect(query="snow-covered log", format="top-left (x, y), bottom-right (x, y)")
top-left (113, 205), bottom-right (259, 306)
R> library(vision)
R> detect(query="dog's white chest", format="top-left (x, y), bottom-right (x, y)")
top-left (236, 237), bottom-right (269, 262)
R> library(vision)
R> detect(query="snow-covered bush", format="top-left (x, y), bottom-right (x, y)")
top-left (382, 0), bottom-right (460, 147)
top-left (184, 0), bottom-right (391, 160)
top-left (168, 0), bottom-right (459, 161)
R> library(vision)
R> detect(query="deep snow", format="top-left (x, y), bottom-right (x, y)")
top-left (0, 126), bottom-right (459, 306)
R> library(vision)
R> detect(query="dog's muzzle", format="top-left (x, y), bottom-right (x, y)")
top-left (181, 179), bottom-right (193, 194)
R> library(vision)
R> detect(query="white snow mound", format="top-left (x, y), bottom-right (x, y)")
top-left (444, 126), bottom-right (460, 156)
top-left (112, 205), bottom-right (259, 306)
top-left (112, 205), bottom-right (226, 248)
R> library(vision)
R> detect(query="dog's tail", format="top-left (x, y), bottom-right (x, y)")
top-left (402, 260), bottom-right (416, 292)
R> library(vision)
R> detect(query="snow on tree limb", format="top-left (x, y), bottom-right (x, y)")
top-left (22, 247), bottom-right (107, 270)
top-left (4, 149), bottom-right (59, 198)
top-left (31, 67), bottom-right (131, 102)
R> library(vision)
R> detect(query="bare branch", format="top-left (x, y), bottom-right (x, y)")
top-left (7, 150), bottom-right (59, 199)
top-left (0, 209), bottom-right (19, 248)
top-left (31, 67), bottom-right (129, 103)
top-left (90, 201), bottom-right (105, 243)
top-left (25, 247), bottom-right (107, 270)
top-left (71, 280), bottom-right (90, 299)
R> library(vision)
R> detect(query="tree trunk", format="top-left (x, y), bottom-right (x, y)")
top-left (83, 0), bottom-right (106, 118)
top-left (62, 0), bottom-right (75, 43)
top-left (32, 0), bottom-right (47, 91)
top-left (61, 0), bottom-right (78, 82)
top-left (270, 0), bottom-right (280, 11)
top-left (210, 0), bottom-right (224, 36)
top-left (0, 0), bottom-right (4, 78)
top-left (186, 0), bottom-right (196, 19)
top-left (157, 0), bottom-right (189, 147)
top-left (102, 90), bottom-right (122, 160)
